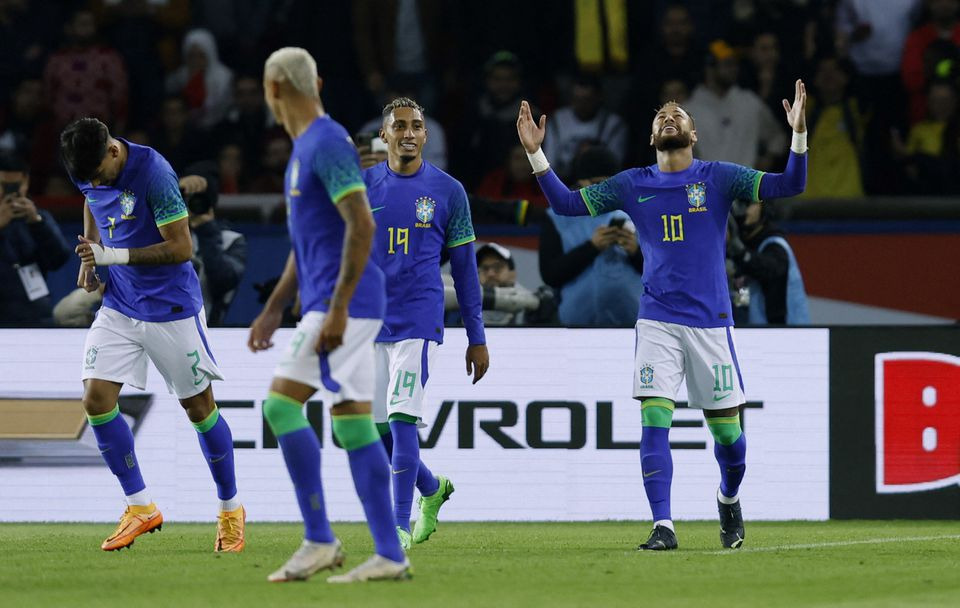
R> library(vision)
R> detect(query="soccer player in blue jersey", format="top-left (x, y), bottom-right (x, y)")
top-left (61, 118), bottom-right (244, 552)
top-left (248, 48), bottom-right (408, 583)
top-left (518, 80), bottom-right (808, 550)
top-left (365, 97), bottom-right (489, 550)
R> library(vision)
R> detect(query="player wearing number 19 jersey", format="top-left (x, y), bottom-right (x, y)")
top-left (364, 98), bottom-right (488, 550)
top-left (518, 79), bottom-right (809, 550)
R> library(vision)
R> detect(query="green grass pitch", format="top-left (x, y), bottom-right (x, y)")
top-left (2, 521), bottom-right (959, 607)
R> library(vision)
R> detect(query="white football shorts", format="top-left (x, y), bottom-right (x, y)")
top-left (273, 311), bottom-right (382, 406)
top-left (82, 306), bottom-right (223, 399)
top-left (372, 338), bottom-right (440, 424)
top-left (633, 319), bottom-right (746, 410)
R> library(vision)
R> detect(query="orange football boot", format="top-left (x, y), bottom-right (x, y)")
top-left (215, 505), bottom-right (245, 552)
top-left (101, 503), bottom-right (163, 551)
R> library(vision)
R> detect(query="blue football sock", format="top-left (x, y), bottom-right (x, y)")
top-left (640, 426), bottom-right (673, 521)
top-left (416, 459), bottom-right (440, 497)
top-left (715, 433), bottom-right (747, 499)
top-left (88, 405), bottom-right (146, 496)
top-left (640, 398), bottom-right (675, 523)
top-left (264, 393), bottom-right (334, 543)
top-left (193, 408), bottom-right (237, 501)
top-left (389, 420), bottom-right (420, 531)
top-left (335, 415), bottom-right (405, 562)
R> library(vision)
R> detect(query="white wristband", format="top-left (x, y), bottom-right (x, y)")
top-left (526, 148), bottom-right (550, 174)
top-left (91, 243), bottom-right (130, 266)
top-left (791, 131), bottom-right (808, 154)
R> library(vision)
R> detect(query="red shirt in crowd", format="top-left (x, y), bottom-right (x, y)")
top-left (43, 45), bottom-right (129, 129)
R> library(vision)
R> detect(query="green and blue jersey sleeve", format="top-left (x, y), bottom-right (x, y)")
top-left (578, 170), bottom-right (632, 216)
top-left (147, 170), bottom-right (188, 227)
top-left (445, 184), bottom-right (476, 248)
top-left (716, 162), bottom-right (765, 202)
top-left (312, 136), bottom-right (366, 204)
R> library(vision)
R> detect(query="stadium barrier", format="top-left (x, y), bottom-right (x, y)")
top-left (1, 326), bottom-right (955, 521)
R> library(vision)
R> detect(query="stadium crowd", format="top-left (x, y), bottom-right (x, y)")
top-left (0, 0), bottom-right (955, 326)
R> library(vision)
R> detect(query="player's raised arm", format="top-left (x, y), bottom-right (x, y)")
top-left (755, 79), bottom-right (808, 200)
top-left (516, 100), bottom-right (592, 217)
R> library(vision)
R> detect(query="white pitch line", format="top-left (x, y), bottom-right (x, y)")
top-left (693, 534), bottom-right (960, 555)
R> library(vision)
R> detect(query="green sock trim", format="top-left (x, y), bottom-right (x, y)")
top-left (376, 422), bottom-right (391, 437)
top-left (388, 413), bottom-right (418, 424)
top-left (87, 404), bottom-right (120, 426)
top-left (263, 394), bottom-right (310, 437)
top-left (332, 414), bottom-right (380, 451)
top-left (192, 407), bottom-right (220, 433)
top-left (641, 398), bottom-right (675, 428)
top-left (707, 414), bottom-right (743, 445)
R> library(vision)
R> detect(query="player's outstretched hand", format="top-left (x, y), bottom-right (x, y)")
top-left (317, 306), bottom-right (347, 353)
top-left (516, 100), bottom-right (546, 154)
top-left (248, 308), bottom-right (282, 352)
top-left (783, 79), bottom-right (807, 133)
top-left (466, 344), bottom-right (489, 385)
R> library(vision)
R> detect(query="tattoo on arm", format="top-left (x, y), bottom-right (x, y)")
top-left (330, 191), bottom-right (375, 310)
top-left (128, 217), bottom-right (193, 265)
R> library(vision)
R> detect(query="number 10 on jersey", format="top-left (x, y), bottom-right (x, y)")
top-left (661, 214), bottom-right (684, 242)
top-left (387, 227), bottom-right (409, 254)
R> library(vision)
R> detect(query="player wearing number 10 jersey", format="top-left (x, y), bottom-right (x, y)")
top-left (518, 79), bottom-right (809, 551)
top-left (364, 97), bottom-right (488, 550)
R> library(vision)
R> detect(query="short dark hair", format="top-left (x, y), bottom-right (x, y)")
top-left (656, 102), bottom-right (696, 128)
top-left (381, 97), bottom-right (425, 121)
top-left (60, 118), bottom-right (109, 182)
top-left (0, 150), bottom-right (29, 174)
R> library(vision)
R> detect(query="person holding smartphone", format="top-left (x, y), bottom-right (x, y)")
top-left (0, 151), bottom-right (71, 326)
top-left (538, 146), bottom-right (644, 327)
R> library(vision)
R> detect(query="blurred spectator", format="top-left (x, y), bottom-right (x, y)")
top-left (463, 51), bottom-right (537, 187)
top-left (149, 96), bottom-right (209, 174)
top-left (352, 0), bottom-right (450, 110)
top-left (474, 242), bottom-right (544, 326)
top-left (659, 79), bottom-right (690, 106)
top-left (179, 166), bottom-right (247, 326)
top-left (741, 31), bottom-right (793, 119)
top-left (644, 3), bottom-right (701, 94)
top-left (539, 147), bottom-right (643, 327)
top-left (475, 144), bottom-right (547, 210)
top-left (43, 9), bottom-right (129, 131)
top-left (214, 75), bottom-right (274, 177)
top-left (727, 200), bottom-right (810, 326)
top-left (0, 152), bottom-right (71, 327)
top-left (0, 0), bottom-right (65, 94)
top-left (249, 132), bottom-right (291, 193)
top-left (165, 29), bottom-right (234, 129)
top-left (902, 0), bottom-right (960, 123)
top-left (358, 84), bottom-right (448, 170)
top-left (217, 143), bottom-right (245, 194)
top-left (0, 79), bottom-right (57, 192)
top-left (685, 40), bottom-right (786, 170)
top-left (893, 80), bottom-right (959, 192)
top-left (801, 56), bottom-right (865, 199)
top-left (543, 73), bottom-right (627, 179)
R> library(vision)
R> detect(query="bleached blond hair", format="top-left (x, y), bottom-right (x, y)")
top-left (264, 47), bottom-right (319, 98)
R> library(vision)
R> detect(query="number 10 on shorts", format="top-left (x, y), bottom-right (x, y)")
top-left (712, 364), bottom-right (734, 392)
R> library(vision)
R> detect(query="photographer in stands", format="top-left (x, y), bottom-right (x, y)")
top-left (538, 146), bottom-right (644, 327)
top-left (0, 152), bottom-right (71, 326)
top-left (726, 199), bottom-right (810, 325)
top-left (179, 162), bottom-right (246, 326)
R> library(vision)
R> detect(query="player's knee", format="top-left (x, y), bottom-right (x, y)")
top-left (706, 413), bottom-right (743, 446)
top-left (262, 392), bottom-right (309, 436)
top-left (81, 386), bottom-right (116, 416)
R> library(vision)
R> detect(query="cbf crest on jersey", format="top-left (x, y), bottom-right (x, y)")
top-left (685, 182), bottom-right (708, 213)
top-left (119, 190), bottom-right (136, 218)
top-left (415, 195), bottom-right (436, 227)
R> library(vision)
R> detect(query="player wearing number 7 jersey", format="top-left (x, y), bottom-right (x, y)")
top-left (517, 79), bottom-right (809, 550)
top-left (364, 97), bottom-right (488, 550)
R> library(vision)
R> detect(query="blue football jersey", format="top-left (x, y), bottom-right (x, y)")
top-left (285, 116), bottom-right (385, 319)
top-left (72, 139), bottom-right (202, 322)
top-left (579, 160), bottom-right (764, 327)
top-left (364, 161), bottom-right (476, 343)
